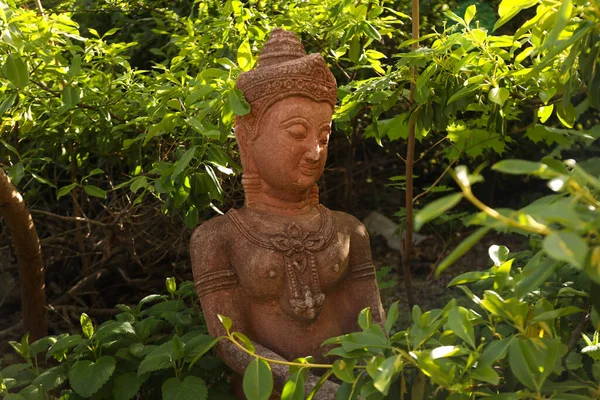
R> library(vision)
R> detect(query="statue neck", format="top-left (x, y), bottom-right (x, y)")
top-left (242, 173), bottom-right (319, 216)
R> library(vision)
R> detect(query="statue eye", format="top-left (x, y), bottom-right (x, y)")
top-left (285, 124), bottom-right (307, 139)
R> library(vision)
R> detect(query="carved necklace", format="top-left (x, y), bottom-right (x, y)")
top-left (227, 205), bottom-right (335, 321)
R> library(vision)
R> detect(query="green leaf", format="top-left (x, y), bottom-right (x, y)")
top-left (243, 359), bottom-right (273, 400)
top-left (46, 335), bottom-right (83, 360)
top-left (31, 365), bottom-right (67, 391)
top-left (162, 376), bottom-right (208, 400)
top-left (281, 370), bottom-right (305, 400)
top-left (447, 271), bottom-right (493, 286)
top-left (515, 252), bottom-right (557, 298)
top-left (186, 335), bottom-right (221, 368)
top-left (362, 22), bottom-right (381, 41)
top-left (508, 338), bottom-right (538, 390)
top-left (137, 353), bottom-right (172, 376)
top-left (384, 301), bottom-right (399, 335)
top-left (233, 332), bottom-right (256, 353)
top-left (543, 231), bottom-right (588, 268)
top-left (358, 308), bottom-right (372, 330)
top-left (471, 364), bottom-right (499, 385)
top-left (237, 38), bottom-right (254, 71)
top-left (542, 0), bottom-right (572, 51)
top-left (172, 146), bottom-right (196, 179)
top-left (56, 183), bottom-right (78, 200)
top-left (113, 372), bottom-right (149, 400)
top-left (479, 337), bottom-right (513, 366)
top-left (372, 355), bottom-right (403, 395)
top-left (436, 227), bottom-right (491, 276)
top-left (492, 160), bottom-right (552, 176)
top-left (333, 359), bottom-right (356, 383)
top-left (538, 105), bottom-right (553, 123)
top-left (349, 35), bottom-right (361, 63)
top-left (8, 162), bottom-right (24, 185)
top-left (228, 89), bottom-right (250, 116)
top-left (69, 356), bottom-right (116, 398)
top-left (62, 86), bottom-right (80, 108)
top-left (80, 313), bottom-right (94, 339)
top-left (530, 306), bottom-right (584, 323)
top-left (2, 53), bottom-right (29, 88)
top-left (447, 306), bottom-right (475, 349)
top-left (494, 259), bottom-right (513, 292)
top-left (217, 314), bottom-right (232, 332)
top-left (488, 87), bottom-right (510, 106)
top-left (414, 193), bottom-right (463, 231)
top-left (493, 0), bottom-right (537, 31)
top-left (464, 4), bottom-right (476, 25)
top-left (83, 185), bottom-right (107, 199)
top-left (0, 93), bottom-right (17, 116)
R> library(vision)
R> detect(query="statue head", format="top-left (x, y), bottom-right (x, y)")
top-left (235, 29), bottom-right (337, 207)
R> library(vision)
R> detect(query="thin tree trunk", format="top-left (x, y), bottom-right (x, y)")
top-left (0, 168), bottom-right (47, 340)
top-left (402, 0), bottom-right (420, 308)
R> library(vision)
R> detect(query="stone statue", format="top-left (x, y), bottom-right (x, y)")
top-left (190, 28), bottom-right (385, 398)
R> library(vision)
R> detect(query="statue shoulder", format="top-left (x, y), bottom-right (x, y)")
top-left (328, 209), bottom-right (369, 237)
top-left (190, 213), bottom-right (233, 251)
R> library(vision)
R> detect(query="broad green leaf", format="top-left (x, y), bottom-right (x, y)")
top-left (488, 87), bottom-right (510, 106)
top-left (31, 365), bottom-right (67, 391)
top-left (0, 93), bottom-right (17, 115)
top-left (479, 337), bottom-right (513, 366)
top-left (113, 372), bottom-right (149, 400)
top-left (543, 231), bottom-right (588, 268)
top-left (162, 376), bottom-right (208, 400)
top-left (137, 353), bottom-right (172, 376)
top-left (414, 193), bottom-right (463, 231)
top-left (494, 0), bottom-right (537, 31)
top-left (56, 183), bottom-right (77, 200)
top-left (362, 22), bottom-right (381, 41)
top-left (471, 364), bottom-right (499, 385)
top-left (46, 335), bottom-right (83, 360)
top-left (333, 359), bottom-right (356, 383)
top-left (372, 355), bottom-right (403, 395)
top-left (447, 306), bottom-right (475, 348)
top-left (281, 370), bottom-right (305, 400)
top-left (494, 259), bottom-right (513, 292)
top-left (243, 359), bottom-right (273, 400)
top-left (515, 252), bottom-right (556, 298)
top-left (228, 89), bottom-right (250, 116)
top-left (172, 146), bottom-right (196, 179)
top-left (237, 38), bottom-right (254, 71)
top-left (557, 101), bottom-right (576, 128)
top-left (8, 162), bottom-right (24, 185)
top-left (436, 227), bottom-right (491, 276)
top-left (530, 306), bottom-right (583, 323)
top-left (83, 185), bottom-right (107, 199)
top-left (62, 86), bottom-right (80, 108)
top-left (508, 338), bottom-right (539, 390)
top-left (69, 356), bottom-right (116, 398)
top-left (80, 313), bottom-right (94, 339)
top-left (2, 53), bottom-right (28, 88)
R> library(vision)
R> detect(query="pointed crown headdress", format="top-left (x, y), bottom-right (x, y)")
top-left (235, 29), bottom-right (338, 140)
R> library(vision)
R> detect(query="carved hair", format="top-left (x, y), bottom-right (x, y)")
top-left (234, 28), bottom-right (337, 206)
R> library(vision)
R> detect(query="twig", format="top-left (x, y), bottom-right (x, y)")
top-left (52, 268), bottom-right (109, 305)
top-left (31, 209), bottom-right (109, 227)
top-left (413, 158), bottom-right (459, 203)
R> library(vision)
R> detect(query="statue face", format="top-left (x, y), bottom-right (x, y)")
top-left (249, 96), bottom-right (333, 195)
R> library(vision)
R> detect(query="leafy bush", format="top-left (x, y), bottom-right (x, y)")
top-left (0, 279), bottom-right (230, 399)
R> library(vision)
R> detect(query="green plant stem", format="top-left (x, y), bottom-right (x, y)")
top-left (226, 333), bottom-right (363, 370)
top-left (458, 182), bottom-right (551, 236)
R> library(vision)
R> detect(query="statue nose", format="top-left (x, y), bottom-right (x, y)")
top-left (305, 144), bottom-right (321, 162)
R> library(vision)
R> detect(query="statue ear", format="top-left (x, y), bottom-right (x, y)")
top-left (234, 120), bottom-right (251, 170)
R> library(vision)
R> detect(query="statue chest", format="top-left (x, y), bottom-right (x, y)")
top-left (226, 206), bottom-right (348, 321)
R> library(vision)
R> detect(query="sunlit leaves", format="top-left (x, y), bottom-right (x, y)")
top-left (2, 53), bottom-right (28, 88)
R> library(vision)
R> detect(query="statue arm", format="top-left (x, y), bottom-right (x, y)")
top-left (347, 221), bottom-right (386, 326)
top-left (190, 219), bottom-right (338, 398)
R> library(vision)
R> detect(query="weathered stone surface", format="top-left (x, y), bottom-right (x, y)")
top-left (190, 28), bottom-right (385, 398)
